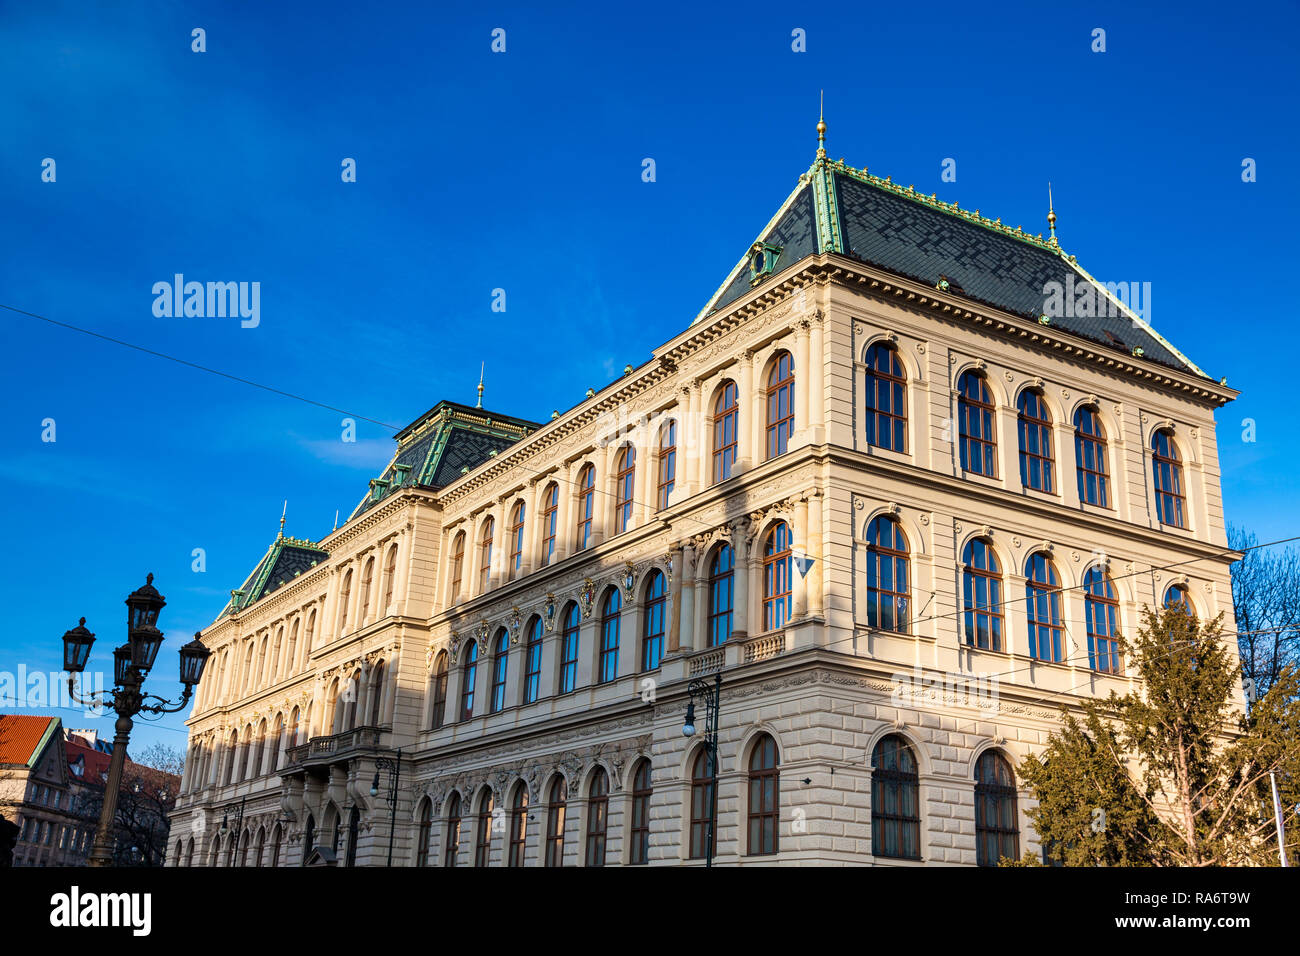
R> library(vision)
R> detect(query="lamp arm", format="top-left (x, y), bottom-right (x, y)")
top-left (66, 674), bottom-right (112, 709)
top-left (138, 685), bottom-right (194, 715)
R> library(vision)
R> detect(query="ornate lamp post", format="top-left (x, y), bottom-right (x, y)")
top-left (682, 672), bottom-right (722, 867)
top-left (63, 574), bottom-right (211, 868)
top-left (369, 749), bottom-right (402, 867)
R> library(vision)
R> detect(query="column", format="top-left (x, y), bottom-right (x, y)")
top-left (739, 352), bottom-right (755, 472)
top-left (732, 520), bottom-right (751, 641)
top-left (676, 541), bottom-right (696, 652)
top-left (521, 480), bottom-right (541, 575)
top-left (794, 321), bottom-right (811, 442)
top-left (808, 314), bottom-right (825, 442)
top-left (633, 426), bottom-right (651, 527)
top-left (556, 461), bottom-right (575, 561)
top-left (793, 496), bottom-right (809, 619)
top-left (667, 542), bottom-right (685, 654)
top-left (807, 491), bottom-right (824, 618)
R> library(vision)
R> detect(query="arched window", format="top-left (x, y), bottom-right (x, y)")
top-left (250, 720), bottom-right (266, 777)
top-left (688, 749), bottom-right (716, 860)
top-left (478, 518), bottom-right (494, 593)
top-left (540, 484), bottom-right (559, 566)
top-left (958, 371), bottom-right (997, 477)
top-left (657, 420), bottom-right (677, 510)
top-left (1074, 406), bottom-right (1110, 507)
top-left (871, 735), bottom-right (920, 860)
top-left (474, 789), bottom-right (494, 867)
top-left (382, 544), bottom-right (398, 612)
top-left (747, 734), bottom-right (779, 856)
top-left (707, 544), bottom-right (734, 647)
top-left (508, 501), bottom-right (525, 574)
top-left (763, 522), bottom-right (793, 631)
top-left (185, 837), bottom-right (194, 867)
top-left (614, 446), bottom-right (635, 534)
top-left (269, 824), bottom-right (281, 867)
top-left (342, 669), bottom-right (360, 731)
top-left (864, 342), bottom-right (907, 451)
top-left (285, 620), bottom-right (299, 679)
top-left (508, 785), bottom-right (528, 867)
top-left (523, 617), bottom-right (543, 704)
top-left (575, 464), bottom-right (595, 550)
top-left (430, 651), bottom-right (449, 728)
top-left (303, 814), bottom-right (316, 859)
top-left (1152, 430), bottom-right (1186, 528)
top-left (712, 381), bottom-right (739, 483)
top-left (323, 679), bottom-right (339, 737)
top-left (359, 557), bottom-right (375, 624)
top-left (765, 352), bottom-right (795, 459)
top-left (865, 516), bottom-right (909, 633)
top-left (304, 610), bottom-right (316, 657)
top-left (545, 777), bottom-right (567, 867)
top-left (641, 570), bottom-right (665, 672)
top-left (559, 603), bottom-right (580, 694)
top-left (449, 532), bottom-right (466, 601)
top-left (416, 799), bottom-right (432, 867)
top-left (368, 661), bottom-right (385, 725)
top-left (585, 768), bottom-right (609, 867)
top-left (962, 539), bottom-right (1003, 651)
top-left (460, 640), bottom-right (479, 721)
top-left (1164, 583), bottom-right (1194, 617)
top-left (1017, 390), bottom-right (1054, 492)
top-left (1025, 553), bottom-right (1064, 662)
top-left (345, 807), bottom-right (360, 867)
top-left (288, 706), bottom-right (300, 751)
top-left (974, 751), bottom-right (1019, 866)
top-left (1084, 568), bottom-right (1122, 673)
top-left (490, 630), bottom-right (509, 714)
top-left (270, 628), bottom-right (283, 683)
top-left (599, 589), bottom-right (621, 684)
top-left (629, 759), bottom-right (652, 865)
top-left (444, 793), bottom-right (462, 867)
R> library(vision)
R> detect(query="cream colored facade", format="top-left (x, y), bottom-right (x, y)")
top-left (166, 169), bottom-right (1239, 868)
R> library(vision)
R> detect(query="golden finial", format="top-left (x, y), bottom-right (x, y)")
top-left (278, 500), bottom-right (287, 538)
top-left (476, 362), bottom-right (485, 409)
top-left (816, 90), bottom-right (827, 160)
top-left (1047, 182), bottom-right (1058, 245)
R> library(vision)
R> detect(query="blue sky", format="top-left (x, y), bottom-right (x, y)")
top-left (2, 0), bottom-right (1296, 754)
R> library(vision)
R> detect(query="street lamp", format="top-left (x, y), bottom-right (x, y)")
top-left (62, 574), bottom-right (211, 867)
top-left (682, 672), bottom-right (722, 867)
top-left (369, 749), bottom-right (402, 867)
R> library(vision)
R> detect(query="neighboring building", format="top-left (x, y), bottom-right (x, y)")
top-left (168, 123), bottom-right (1241, 867)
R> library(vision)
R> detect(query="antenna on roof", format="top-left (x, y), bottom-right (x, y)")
top-left (1047, 182), bottom-right (1058, 246)
top-left (279, 500), bottom-right (287, 538)
top-left (476, 362), bottom-right (485, 409)
top-left (816, 90), bottom-right (827, 160)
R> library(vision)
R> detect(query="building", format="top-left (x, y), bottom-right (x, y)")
top-left (167, 121), bottom-right (1241, 867)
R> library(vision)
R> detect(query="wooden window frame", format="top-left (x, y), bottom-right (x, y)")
top-left (764, 352), bottom-right (795, 460)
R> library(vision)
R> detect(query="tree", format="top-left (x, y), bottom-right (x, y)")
top-left (70, 743), bottom-right (183, 867)
top-left (1228, 524), bottom-right (1300, 700)
top-left (1015, 605), bottom-right (1299, 866)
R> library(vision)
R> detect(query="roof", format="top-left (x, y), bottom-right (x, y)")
top-left (697, 153), bottom-right (1209, 380)
top-left (64, 736), bottom-right (113, 782)
top-left (0, 715), bottom-right (59, 767)
top-left (220, 532), bottom-right (330, 618)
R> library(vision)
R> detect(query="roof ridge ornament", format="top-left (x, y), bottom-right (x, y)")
top-left (278, 499), bottom-right (287, 539)
top-left (1047, 182), bottom-right (1058, 246)
top-left (476, 362), bottom-right (485, 409)
top-left (816, 90), bottom-right (827, 160)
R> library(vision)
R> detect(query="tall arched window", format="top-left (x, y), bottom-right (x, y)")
top-left (1152, 430), bottom-right (1186, 527)
top-left (382, 544), bottom-right (397, 612)
top-left (958, 371), bottom-right (997, 477)
top-left (490, 630), bottom-right (509, 714)
top-left (575, 463), bottom-right (595, 550)
top-left (688, 749), bottom-right (716, 860)
top-left (270, 628), bottom-right (283, 683)
top-left (338, 570), bottom-right (353, 632)
top-left (323, 680), bottom-right (339, 738)
top-left (540, 483), bottom-right (559, 566)
top-left (285, 620), bottom-right (299, 679)
top-left (1164, 583), bottom-right (1194, 616)
top-left (864, 342), bottom-right (907, 451)
top-left (614, 446), bottom-right (635, 534)
top-left (747, 734), bottom-right (779, 856)
top-left (585, 768), bottom-right (609, 867)
top-left (712, 381), bottom-right (739, 483)
top-left (545, 777), bottom-right (567, 867)
top-left (460, 640), bottom-right (479, 721)
top-left (415, 799), bottom-right (432, 867)
top-left (763, 522), bottom-right (793, 631)
top-left (523, 617), bottom-right (543, 704)
top-left (1085, 567), bottom-right (1122, 673)
top-left (871, 735), bottom-right (920, 860)
top-left (1017, 390), bottom-right (1055, 492)
top-left (368, 661), bottom-right (385, 725)
top-left (474, 789), bottom-right (494, 867)
top-left (974, 751), bottom-right (1019, 866)
top-left (657, 420), bottom-right (677, 510)
top-left (478, 518), bottom-right (494, 593)
top-left (304, 610), bottom-right (316, 658)
top-left (629, 759), bottom-right (652, 866)
top-left (345, 807), bottom-right (360, 867)
top-left (599, 589), bottom-right (621, 684)
top-left (430, 652), bottom-right (449, 729)
top-left (765, 352), bottom-right (795, 460)
top-left (269, 826), bottom-right (280, 867)
top-left (707, 544), bottom-right (734, 647)
top-left (359, 556), bottom-right (375, 624)
top-left (1025, 553), bottom-right (1064, 663)
top-left (1074, 406), bottom-right (1110, 507)
top-left (250, 721), bottom-right (266, 777)
top-left (303, 814), bottom-right (316, 859)
top-left (559, 603), bottom-right (580, 694)
top-left (508, 785), bottom-right (528, 867)
top-left (865, 516), bottom-right (909, 633)
top-left (444, 793), bottom-right (462, 867)
top-left (508, 501), bottom-right (525, 574)
top-left (288, 706), bottom-right (300, 750)
top-left (962, 539), bottom-right (1003, 651)
top-left (450, 532), bottom-right (466, 600)
top-left (641, 570), bottom-right (665, 672)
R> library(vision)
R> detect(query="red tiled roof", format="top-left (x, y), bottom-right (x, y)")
top-left (0, 715), bottom-right (57, 766)
top-left (64, 738), bottom-right (113, 781)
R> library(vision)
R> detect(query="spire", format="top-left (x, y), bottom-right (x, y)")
top-left (816, 90), bottom-right (827, 160)
top-left (333, 509), bottom-right (339, 532)
top-left (1047, 182), bottom-right (1058, 245)
top-left (278, 500), bottom-right (287, 538)
top-left (476, 362), bottom-right (485, 409)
